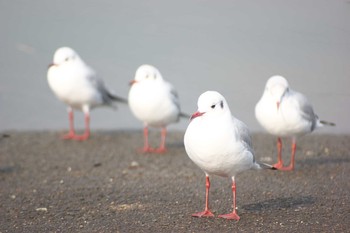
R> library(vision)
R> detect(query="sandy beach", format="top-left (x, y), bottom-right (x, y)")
top-left (0, 131), bottom-right (349, 232)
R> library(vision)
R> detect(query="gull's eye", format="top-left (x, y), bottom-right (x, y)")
top-left (220, 101), bottom-right (224, 109)
top-left (211, 104), bottom-right (216, 109)
top-left (65, 57), bottom-right (69, 61)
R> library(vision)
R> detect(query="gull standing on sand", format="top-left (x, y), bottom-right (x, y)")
top-left (255, 75), bottom-right (335, 170)
top-left (47, 47), bottom-right (126, 141)
top-left (128, 64), bottom-right (188, 153)
top-left (184, 91), bottom-right (270, 220)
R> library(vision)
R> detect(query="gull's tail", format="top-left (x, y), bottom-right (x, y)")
top-left (255, 162), bottom-right (277, 170)
top-left (319, 120), bottom-right (336, 127)
top-left (180, 112), bottom-right (191, 119)
top-left (108, 93), bottom-right (128, 104)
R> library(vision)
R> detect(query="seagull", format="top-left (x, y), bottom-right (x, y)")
top-left (47, 47), bottom-right (127, 141)
top-left (184, 91), bottom-right (270, 220)
top-left (128, 64), bottom-right (189, 153)
top-left (255, 75), bottom-right (335, 170)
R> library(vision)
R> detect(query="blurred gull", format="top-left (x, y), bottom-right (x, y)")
top-left (47, 47), bottom-right (126, 141)
top-left (128, 64), bottom-right (189, 153)
top-left (255, 75), bottom-right (335, 170)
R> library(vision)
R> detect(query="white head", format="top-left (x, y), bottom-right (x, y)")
top-left (264, 75), bottom-right (289, 109)
top-left (191, 91), bottom-right (231, 120)
top-left (50, 47), bottom-right (81, 67)
top-left (130, 64), bottom-right (163, 85)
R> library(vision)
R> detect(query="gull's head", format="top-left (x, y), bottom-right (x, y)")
top-left (49, 47), bottom-right (80, 67)
top-left (130, 64), bottom-right (163, 85)
top-left (265, 75), bottom-right (289, 110)
top-left (191, 91), bottom-right (230, 120)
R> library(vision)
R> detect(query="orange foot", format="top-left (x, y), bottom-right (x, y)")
top-left (154, 147), bottom-right (167, 154)
top-left (62, 132), bottom-right (75, 140)
top-left (192, 210), bottom-right (214, 218)
top-left (62, 133), bottom-right (89, 141)
top-left (138, 147), bottom-right (155, 153)
top-left (276, 165), bottom-right (294, 171)
top-left (272, 161), bottom-right (284, 170)
top-left (218, 212), bottom-right (240, 220)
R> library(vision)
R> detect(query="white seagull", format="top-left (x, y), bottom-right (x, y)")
top-left (47, 47), bottom-right (127, 141)
top-left (255, 75), bottom-right (335, 170)
top-left (184, 91), bottom-right (270, 220)
top-left (128, 64), bottom-right (189, 153)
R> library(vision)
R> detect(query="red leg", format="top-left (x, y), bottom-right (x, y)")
top-left (71, 112), bottom-right (90, 141)
top-left (139, 126), bottom-right (154, 153)
top-left (279, 139), bottom-right (296, 171)
top-left (273, 137), bottom-right (284, 169)
top-left (155, 127), bottom-right (167, 153)
top-left (218, 177), bottom-right (240, 220)
top-left (62, 109), bottom-right (76, 139)
top-left (192, 175), bottom-right (214, 218)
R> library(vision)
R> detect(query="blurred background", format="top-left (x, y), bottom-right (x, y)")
top-left (0, 0), bottom-right (349, 133)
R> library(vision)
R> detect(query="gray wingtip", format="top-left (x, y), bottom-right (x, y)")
top-left (258, 162), bottom-right (277, 170)
top-left (320, 120), bottom-right (336, 127)
top-left (108, 93), bottom-right (128, 104)
top-left (180, 112), bottom-right (191, 119)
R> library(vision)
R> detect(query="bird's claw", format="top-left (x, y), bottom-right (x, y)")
top-left (192, 210), bottom-right (214, 218)
top-left (218, 212), bottom-right (240, 220)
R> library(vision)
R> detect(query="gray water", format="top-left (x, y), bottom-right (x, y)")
top-left (1, 0), bottom-right (349, 134)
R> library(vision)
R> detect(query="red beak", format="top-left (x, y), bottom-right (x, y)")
top-left (190, 111), bottom-right (205, 120)
top-left (129, 80), bottom-right (138, 86)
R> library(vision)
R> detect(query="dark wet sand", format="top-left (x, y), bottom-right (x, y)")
top-left (0, 131), bottom-right (349, 232)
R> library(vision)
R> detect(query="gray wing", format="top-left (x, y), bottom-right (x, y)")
top-left (232, 116), bottom-right (262, 168)
top-left (86, 67), bottom-right (127, 105)
top-left (164, 81), bottom-right (182, 116)
top-left (290, 90), bottom-right (317, 131)
top-left (166, 82), bottom-right (191, 119)
top-left (232, 117), bottom-right (254, 154)
top-left (169, 84), bottom-right (181, 110)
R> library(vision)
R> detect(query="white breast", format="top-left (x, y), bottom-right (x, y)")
top-left (47, 63), bottom-right (103, 110)
top-left (184, 115), bottom-right (255, 177)
top-left (255, 93), bottom-right (313, 137)
top-left (128, 81), bottom-right (179, 127)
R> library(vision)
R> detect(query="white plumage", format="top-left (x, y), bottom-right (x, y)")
top-left (47, 47), bottom-right (125, 140)
top-left (128, 64), bottom-right (185, 153)
top-left (184, 91), bottom-right (261, 220)
top-left (255, 75), bottom-right (334, 170)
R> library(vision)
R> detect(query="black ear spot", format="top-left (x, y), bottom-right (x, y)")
top-left (211, 104), bottom-right (216, 109)
top-left (220, 101), bottom-right (224, 108)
